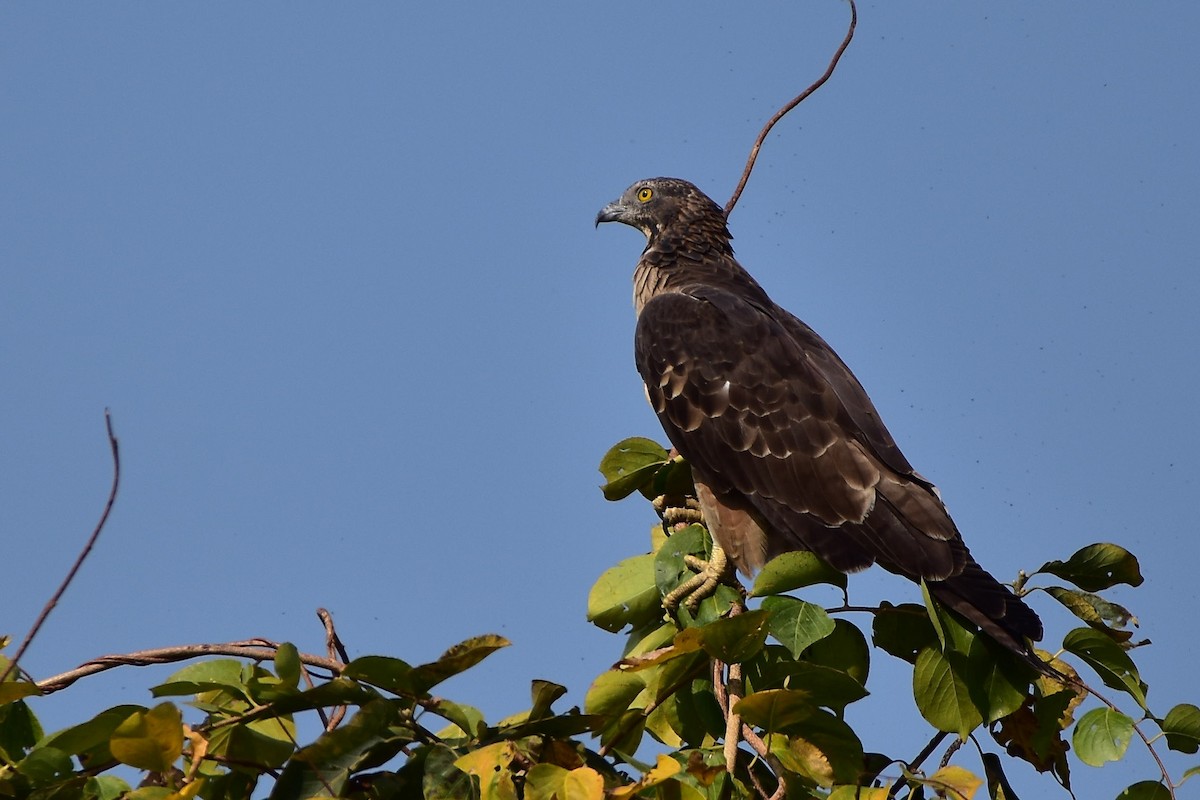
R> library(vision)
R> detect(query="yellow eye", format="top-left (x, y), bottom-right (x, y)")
top-left (637, 187), bottom-right (653, 202)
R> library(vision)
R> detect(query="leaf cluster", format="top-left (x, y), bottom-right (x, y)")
top-left (0, 438), bottom-right (1195, 799)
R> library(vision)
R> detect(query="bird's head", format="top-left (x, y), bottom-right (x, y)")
top-left (595, 177), bottom-right (727, 242)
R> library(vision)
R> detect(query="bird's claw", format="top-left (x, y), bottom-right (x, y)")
top-left (662, 545), bottom-right (732, 614)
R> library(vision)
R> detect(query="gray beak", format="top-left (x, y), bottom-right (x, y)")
top-left (595, 201), bottom-right (626, 228)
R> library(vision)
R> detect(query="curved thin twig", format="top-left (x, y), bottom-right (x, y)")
top-left (1, 410), bottom-right (121, 684)
top-left (36, 642), bottom-right (344, 694)
top-left (724, 0), bottom-right (858, 218)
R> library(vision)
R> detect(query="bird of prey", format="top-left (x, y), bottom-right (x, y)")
top-left (596, 177), bottom-right (1043, 657)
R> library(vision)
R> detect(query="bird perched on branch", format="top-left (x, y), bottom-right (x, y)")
top-left (596, 177), bottom-right (1043, 657)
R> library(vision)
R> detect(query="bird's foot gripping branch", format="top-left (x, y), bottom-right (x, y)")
top-left (590, 435), bottom-right (1199, 799)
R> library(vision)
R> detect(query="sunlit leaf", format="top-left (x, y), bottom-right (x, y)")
top-left (587, 553), bottom-right (661, 633)
top-left (1161, 703), bottom-right (1200, 754)
top-left (599, 437), bottom-right (669, 500)
top-left (828, 785), bottom-right (888, 799)
top-left (927, 765), bottom-right (982, 799)
top-left (408, 635), bottom-right (511, 693)
top-left (773, 712), bottom-right (865, 786)
top-left (1062, 628), bottom-right (1147, 708)
top-left (274, 643), bottom-right (301, 689)
top-left (749, 551), bottom-right (846, 596)
top-left (681, 609), bottom-right (770, 663)
top-left (1045, 587), bottom-right (1135, 641)
top-left (109, 703), bottom-right (183, 773)
top-left (1073, 707), bottom-right (1133, 766)
top-left (1036, 543), bottom-right (1143, 591)
top-left (153, 659), bottom-right (249, 698)
top-left (454, 741), bottom-right (519, 800)
top-left (762, 596), bottom-right (835, 659)
top-left (525, 763), bottom-right (568, 800)
top-left (733, 689), bottom-right (818, 732)
top-left (913, 647), bottom-right (981, 738)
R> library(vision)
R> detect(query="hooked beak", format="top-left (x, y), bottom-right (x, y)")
top-left (595, 201), bottom-right (627, 228)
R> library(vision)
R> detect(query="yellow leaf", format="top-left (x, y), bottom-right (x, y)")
top-left (928, 765), bottom-right (983, 800)
top-left (611, 755), bottom-right (682, 798)
top-left (454, 741), bottom-right (519, 800)
top-left (110, 703), bottom-right (183, 773)
top-left (828, 786), bottom-right (889, 800)
top-left (165, 779), bottom-right (205, 800)
top-left (562, 767), bottom-right (604, 800)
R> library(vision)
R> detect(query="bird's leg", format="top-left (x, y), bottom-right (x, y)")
top-left (663, 543), bottom-right (732, 614)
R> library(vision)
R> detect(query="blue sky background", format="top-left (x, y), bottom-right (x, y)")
top-left (2, 3), bottom-right (1197, 796)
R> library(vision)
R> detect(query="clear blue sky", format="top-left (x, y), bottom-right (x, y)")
top-left (3, 3), bottom-right (1197, 796)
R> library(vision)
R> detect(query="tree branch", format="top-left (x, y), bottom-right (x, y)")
top-left (725, 0), bottom-right (857, 218)
top-left (2, 410), bottom-right (121, 684)
top-left (36, 641), bottom-right (344, 694)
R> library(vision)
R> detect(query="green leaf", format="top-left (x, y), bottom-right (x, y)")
top-left (588, 553), bottom-right (661, 633)
top-left (982, 752), bottom-right (1019, 800)
top-left (422, 743), bottom-right (475, 800)
top-left (529, 680), bottom-right (567, 721)
top-left (1161, 703), bottom-right (1200, 754)
top-left (733, 689), bottom-right (819, 732)
top-left (749, 551), bottom-right (846, 596)
top-left (208, 715), bottom-right (296, 770)
top-left (342, 655), bottom-right (418, 694)
top-left (36, 704), bottom-right (145, 763)
top-left (913, 646), bottom-right (982, 738)
top-left (431, 699), bottom-right (486, 737)
top-left (1036, 543), bottom-right (1143, 591)
top-left (153, 659), bottom-right (251, 698)
top-left (1072, 707), bottom-right (1133, 766)
top-left (83, 775), bottom-right (133, 800)
top-left (269, 699), bottom-right (396, 799)
top-left (774, 711), bottom-right (865, 786)
top-left (744, 652), bottom-right (868, 711)
top-left (274, 642), bottom-right (301, 689)
top-left (1044, 587), bottom-right (1135, 641)
top-left (1062, 628), bottom-right (1147, 708)
top-left (0, 682), bottom-right (41, 704)
top-left (964, 635), bottom-right (1030, 723)
top-left (0, 700), bottom-right (42, 761)
top-left (15, 746), bottom-right (74, 789)
top-left (654, 524), bottom-right (708, 598)
top-left (803, 619), bottom-right (870, 686)
top-left (599, 437), bottom-right (669, 500)
top-left (871, 602), bottom-right (938, 664)
top-left (109, 702), bottom-right (183, 773)
top-left (585, 670), bottom-right (647, 719)
top-left (762, 596), bottom-right (835, 659)
top-left (1115, 782), bottom-right (1172, 800)
top-left (408, 634), bottom-right (510, 693)
top-left (678, 610), bottom-right (770, 663)
top-left (525, 763), bottom-right (569, 800)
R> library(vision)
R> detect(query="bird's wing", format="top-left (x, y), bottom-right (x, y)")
top-left (635, 287), bottom-right (958, 576)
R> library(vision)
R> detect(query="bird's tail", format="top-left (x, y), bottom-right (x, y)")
top-left (927, 559), bottom-right (1055, 675)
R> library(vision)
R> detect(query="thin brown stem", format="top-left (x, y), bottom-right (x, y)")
top-left (725, 0), bottom-right (857, 218)
top-left (1, 411), bottom-right (120, 685)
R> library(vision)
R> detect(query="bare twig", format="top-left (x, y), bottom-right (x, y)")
top-left (885, 731), bottom-right (948, 799)
top-left (316, 608), bottom-right (350, 730)
top-left (1, 411), bottom-right (121, 685)
top-left (318, 608), bottom-right (350, 665)
top-left (36, 642), bottom-right (343, 694)
top-left (724, 0), bottom-right (858, 218)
